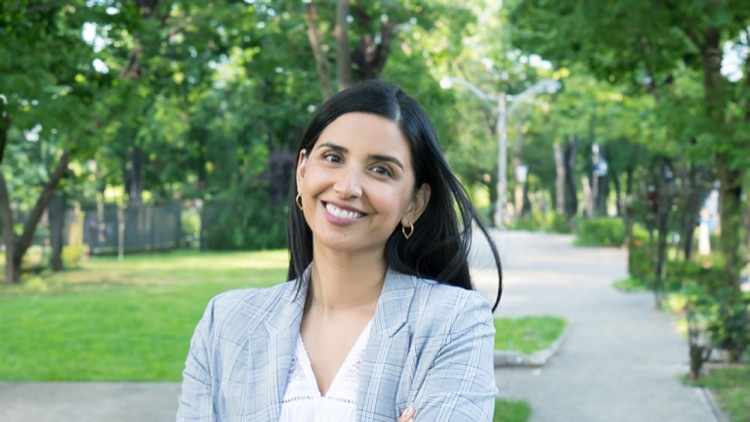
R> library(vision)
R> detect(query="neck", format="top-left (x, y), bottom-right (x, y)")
top-left (307, 248), bottom-right (386, 314)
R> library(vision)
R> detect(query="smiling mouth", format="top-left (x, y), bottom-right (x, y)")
top-left (325, 202), bottom-right (366, 219)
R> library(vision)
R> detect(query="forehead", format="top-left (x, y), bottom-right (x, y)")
top-left (316, 112), bottom-right (411, 156)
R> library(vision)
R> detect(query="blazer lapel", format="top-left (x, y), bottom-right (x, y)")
top-left (358, 269), bottom-right (416, 421)
top-left (253, 276), bottom-right (308, 420)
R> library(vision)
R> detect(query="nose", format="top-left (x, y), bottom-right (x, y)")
top-left (333, 167), bottom-right (363, 198)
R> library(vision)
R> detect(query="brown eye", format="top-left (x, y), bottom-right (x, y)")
top-left (322, 152), bottom-right (342, 163)
top-left (371, 164), bottom-right (393, 177)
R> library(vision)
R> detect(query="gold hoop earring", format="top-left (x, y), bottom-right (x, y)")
top-left (402, 223), bottom-right (414, 240)
top-left (296, 193), bottom-right (303, 210)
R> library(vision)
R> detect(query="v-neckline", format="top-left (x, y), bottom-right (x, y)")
top-left (296, 319), bottom-right (373, 398)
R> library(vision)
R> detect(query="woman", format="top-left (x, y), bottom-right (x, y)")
top-left (177, 80), bottom-right (503, 421)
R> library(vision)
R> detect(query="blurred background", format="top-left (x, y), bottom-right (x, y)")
top-left (0, 1), bottom-right (748, 421)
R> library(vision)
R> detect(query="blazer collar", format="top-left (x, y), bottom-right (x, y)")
top-left (263, 269), bottom-right (309, 336)
top-left (372, 268), bottom-right (416, 337)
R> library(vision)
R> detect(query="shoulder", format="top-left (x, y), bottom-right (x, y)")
top-left (406, 274), bottom-right (494, 337)
top-left (199, 281), bottom-right (298, 335)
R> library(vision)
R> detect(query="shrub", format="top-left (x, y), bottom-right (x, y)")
top-left (181, 207), bottom-right (201, 248)
top-left (62, 245), bottom-right (85, 269)
top-left (574, 217), bottom-right (625, 246)
top-left (548, 213), bottom-right (572, 234)
top-left (685, 283), bottom-right (750, 373)
top-left (509, 215), bottom-right (538, 231)
top-left (628, 240), bottom-right (654, 285)
top-left (201, 193), bottom-right (287, 251)
top-left (508, 211), bottom-right (571, 234)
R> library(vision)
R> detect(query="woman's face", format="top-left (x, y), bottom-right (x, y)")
top-left (296, 112), bottom-right (430, 256)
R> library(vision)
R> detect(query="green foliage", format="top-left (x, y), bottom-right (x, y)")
top-left (628, 240), bottom-right (654, 284)
top-left (494, 316), bottom-right (567, 354)
top-left (573, 217), bottom-right (625, 247)
top-left (685, 282), bottom-right (749, 361)
top-left (201, 191), bottom-right (287, 251)
top-left (494, 399), bottom-right (532, 422)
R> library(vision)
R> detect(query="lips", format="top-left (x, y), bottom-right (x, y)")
top-left (325, 202), bottom-right (365, 219)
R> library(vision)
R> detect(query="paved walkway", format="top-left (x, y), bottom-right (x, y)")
top-left (0, 231), bottom-right (719, 421)
top-left (472, 231), bottom-right (718, 422)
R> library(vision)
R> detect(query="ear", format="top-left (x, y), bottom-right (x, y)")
top-left (296, 149), bottom-right (308, 190)
top-left (402, 183), bottom-right (431, 227)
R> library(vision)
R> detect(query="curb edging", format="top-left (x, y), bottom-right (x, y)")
top-left (701, 386), bottom-right (730, 422)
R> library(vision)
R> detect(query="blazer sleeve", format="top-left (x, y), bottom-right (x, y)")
top-left (176, 297), bottom-right (219, 422)
top-left (411, 291), bottom-right (497, 421)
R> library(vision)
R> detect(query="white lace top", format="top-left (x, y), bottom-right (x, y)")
top-left (279, 320), bottom-right (373, 422)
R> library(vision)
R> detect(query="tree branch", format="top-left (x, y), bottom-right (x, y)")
top-left (371, 21), bottom-right (394, 76)
top-left (14, 151), bottom-right (71, 262)
top-left (305, 4), bottom-right (333, 100)
top-left (335, 0), bottom-right (353, 91)
top-left (682, 28), bottom-right (703, 51)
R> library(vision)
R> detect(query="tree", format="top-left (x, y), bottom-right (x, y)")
top-left (509, 0), bottom-right (749, 359)
top-left (0, 1), bottom-right (112, 283)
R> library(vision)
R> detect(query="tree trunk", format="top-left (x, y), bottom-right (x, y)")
top-left (554, 142), bottom-right (565, 214)
top-left (652, 159), bottom-right (671, 308)
top-left (680, 162), bottom-right (706, 261)
top-left (582, 176), bottom-right (593, 218)
top-left (0, 170), bottom-right (15, 284)
top-left (564, 135), bottom-right (579, 218)
top-left (48, 192), bottom-right (65, 271)
top-left (486, 174), bottom-right (497, 227)
top-left (0, 115), bottom-right (13, 283)
top-left (126, 146), bottom-right (144, 204)
top-left (335, 0), bottom-right (352, 91)
top-left (0, 105), bottom-right (8, 165)
top-left (623, 168), bottom-right (634, 244)
top-left (6, 150), bottom-right (71, 283)
top-left (595, 173), bottom-right (608, 216)
top-left (305, 4), bottom-right (333, 100)
top-left (612, 171), bottom-right (622, 216)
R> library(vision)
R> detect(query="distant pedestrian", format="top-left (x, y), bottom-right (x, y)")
top-left (177, 80), bottom-right (502, 421)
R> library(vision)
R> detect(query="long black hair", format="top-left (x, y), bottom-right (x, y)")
top-left (286, 80), bottom-right (502, 310)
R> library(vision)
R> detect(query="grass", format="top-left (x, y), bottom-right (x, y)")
top-left (494, 398), bottom-right (531, 421)
top-left (494, 316), bottom-right (567, 354)
top-left (613, 277), bottom-right (651, 292)
top-left (0, 250), bottom-right (288, 381)
top-left (689, 365), bottom-right (750, 422)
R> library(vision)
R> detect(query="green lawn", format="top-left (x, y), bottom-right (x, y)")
top-left (0, 250), bottom-right (288, 381)
top-left (494, 316), bottom-right (567, 354)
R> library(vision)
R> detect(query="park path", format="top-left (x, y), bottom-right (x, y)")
top-left (471, 231), bottom-right (718, 422)
top-left (0, 231), bottom-right (719, 421)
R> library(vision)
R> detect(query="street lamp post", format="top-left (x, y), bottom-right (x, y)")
top-left (496, 93), bottom-right (507, 229)
top-left (441, 76), bottom-right (560, 229)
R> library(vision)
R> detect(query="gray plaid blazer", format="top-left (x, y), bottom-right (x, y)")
top-left (176, 268), bottom-right (497, 421)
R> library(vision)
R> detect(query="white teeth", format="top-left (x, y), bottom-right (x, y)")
top-left (326, 203), bottom-right (364, 219)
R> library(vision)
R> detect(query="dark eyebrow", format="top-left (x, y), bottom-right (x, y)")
top-left (368, 154), bottom-right (404, 171)
top-left (316, 142), bottom-right (404, 171)
top-left (315, 142), bottom-right (348, 153)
